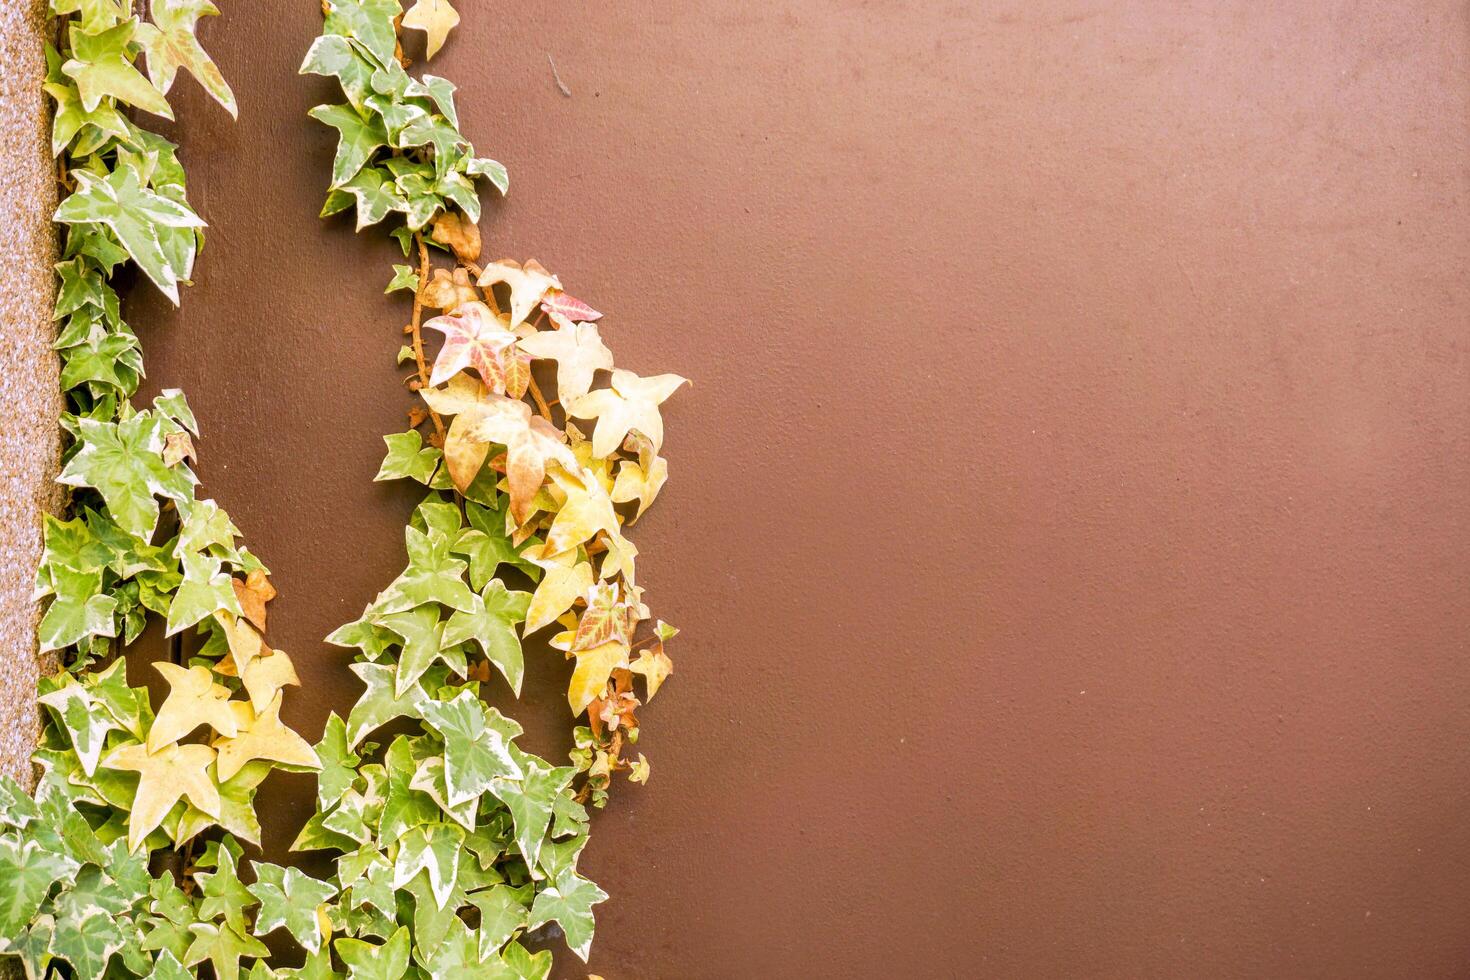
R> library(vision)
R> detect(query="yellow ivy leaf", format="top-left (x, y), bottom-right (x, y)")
top-left (524, 548), bottom-right (594, 635)
top-left (567, 368), bottom-right (689, 459)
top-left (598, 532), bottom-right (638, 585)
top-left (630, 648), bottom-right (673, 700)
top-left (610, 431), bottom-right (669, 524)
top-left (628, 753), bottom-right (650, 784)
top-left (216, 610), bottom-right (266, 675)
top-left (401, 0), bottom-right (459, 60)
top-left (450, 392), bottom-right (576, 523)
top-left (518, 313), bottom-right (613, 406)
top-left (477, 259), bottom-right (561, 328)
top-left (241, 651), bottom-right (301, 714)
top-left (568, 640), bottom-right (627, 715)
top-left (102, 741), bottom-right (220, 851)
top-left (213, 696), bottom-right (320, 782)
top-left (148, 662), bottom-right (239, 752)
top-left (543, 465), bottom-right (622, 558)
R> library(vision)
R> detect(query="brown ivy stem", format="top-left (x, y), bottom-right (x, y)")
top-left (528, 374), bottom-right (555, 422)
top-left (410, 233), bottom-right (445, 441)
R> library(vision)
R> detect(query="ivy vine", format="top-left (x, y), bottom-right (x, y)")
top-left (1, 0), bottom-right (685, 977)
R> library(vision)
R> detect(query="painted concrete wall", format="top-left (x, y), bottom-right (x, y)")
top-left (0, 0), bottom-right (59, 791)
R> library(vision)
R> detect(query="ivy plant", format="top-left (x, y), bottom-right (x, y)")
top-left (3, 0), bottom-right (685, 977)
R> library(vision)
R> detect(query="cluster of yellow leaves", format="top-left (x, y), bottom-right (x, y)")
top-left (103, 606), bottom-right (318, 851)
top-left (418, 246), bottom-right (685, 729)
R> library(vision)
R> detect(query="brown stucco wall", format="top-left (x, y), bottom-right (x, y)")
top-left (122, 1), bottom-right (1470, 977)
top-left (0, 0), bottom-right (59, 791)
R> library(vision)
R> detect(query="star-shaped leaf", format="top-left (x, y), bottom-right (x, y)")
top-left (61, 20), bottom-right (173, 119)
top-left (543, 465), bottom-right (623, 558)
top-left (195, 837), bottom-right (255, 934)
top-left (441, 580), bottom-right (531, 694)
top-left (451, 393), bottom-right (575, 522)
top-left (630, 647), bottom-right (673, 700)
top-left (525, 869), bottom-right (607, 961)
top-left (390, 823), bottom-right (464, 910)
top-left (420, 691), bottom-right (523, 807)
top-left (102, 741), bottom-right (220, 851)
top-left (518, 314), bottom-right (613, 405)
top-left (522, 548), bottom-right (594, 635)
top-left (213, 696), bottom-right (320, 781)
top-left (49, 865), bottom-right (130, 979)
top-left (37, 677), bottom-right (118, 775)
top-left (57, 412), bottom-right (196, 538)
top-left (401, 0), bottom-right (458, 59)
top-left (148, 662), bottom-right (238, 751)
top-left (0, 839), bottom-right (71, 937)
top-left (184, 922), bottom-right (269, 980)
top-left (248, 863), bottom-right (337, 954)
top-left (610, 431), bottom-right (669, 523)
top-left (372, 526), bottom-right (478, 614)
top-left (309, 104), bottom-right (391, 188)
top-left (476, 260), bottom-right (561, 328)
top-left (422, 301), bottom-right (518, 389)
top-left (371, 604), bottom-right (449, 696)
top-left (489, 751), bottom-right (575, 870)
top-left (568, 368), bottom-right (688, 459)
top-left (314, 713), bottom-right (360, 810)
top-left (135, 0), bottom-right (236, 116)
top-left (241, 651), bottom-right (301, 713)
top-left (334, 925), bottom-right (410, 980)
top-left (37, 565), bottom-right (118, 654)
top-left (343, 663), bottom-right (430, 748)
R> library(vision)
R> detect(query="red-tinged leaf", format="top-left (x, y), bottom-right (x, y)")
top-left (422, 300), bottom-right (517, 389)
top-left (540, 291), bottom-right (603, 322)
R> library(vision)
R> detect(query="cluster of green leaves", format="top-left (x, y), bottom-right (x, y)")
top-left (302, 0), bottom-right (506, 232)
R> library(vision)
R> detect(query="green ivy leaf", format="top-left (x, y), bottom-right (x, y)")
top-left (134, 0), bottom-right (237, 116)
top-left (184, 921), bottom-right (270, 980)
top-left (377, 736), bottom-right (438, 838)
top-left (61, 20), bottom-right (174, 119)
top-left (373, 526), bottom-right (478, 615)
top-left (442, 580), bottom-right (531, 695)
top-left (248, 864), bottom-right (337, 953)
top-left (466, 156), bottom-right (509, 196)
top-left (490, 749), bottom-right (576, 870)
top-left (299, 34), bottom-right (375, 109)
top-left (0, 839), bottom-right (69, 938)
top-left (314, 713), bottom-right (361, 810)
top-left (384, 264), bottom-right (419, 294)
top-left (371, 605), bottom-right (449, 696)
top-left (308, 104), bottom-right (391, 188)
top-left (465, 885), bottom-right (530, 961)
top-left (413, 914), bottom-right (486, 978)
top-left (338, 165), bottom-right (405, 230)
top-left (48, 865), bottom-right (131, 980)
top-left (166, 549), bottom-right (242, 635)
top-left (147, 949), bottom-right (194, 980)
top-left (37, 675), bottom-right (124, 773)
top-left (58, 412), bottom-right (195, 538)
top-left (194, 838), bottom-right (256, 935)
top-left (54, 162), bottom-right (205, 303)
top-left (525, 868), bottom-right (607, 962)
top-left (343, 662), bottom-right (431, 748)
top-left (390, 823), bottom-right (463, 910)
top-left (37, 565), bottom-right (118, 653)
top-left (334, 924), bottom-right (411, 980)
top-left (420, 691), bottom-right (522, 808)
top-left (374, 431), bottom-right (438, 484)
top-left (323, 0), bottom-right (402, 69)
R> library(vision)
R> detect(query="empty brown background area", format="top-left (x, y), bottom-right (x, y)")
top-left (120, 1), bottom-right (1470, 977)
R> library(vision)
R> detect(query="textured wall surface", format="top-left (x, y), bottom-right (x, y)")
top-left (0, 0), bottom-right (59, 791)
top-left (124, 1), bottom-right (1470, 977)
